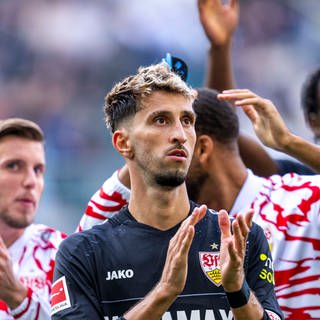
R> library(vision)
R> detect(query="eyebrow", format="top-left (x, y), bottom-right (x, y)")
top-left (149, 110), bottom-right (196, 119)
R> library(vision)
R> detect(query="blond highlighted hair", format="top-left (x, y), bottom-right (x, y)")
top-left (104, 62), bottom-right (195, 132)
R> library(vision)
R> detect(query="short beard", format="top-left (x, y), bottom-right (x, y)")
top-left (0, 212), bottom-right (31, 229)
top-left (186, 171), bottom-right (209, 202)
top-left (155, 171), bottom-right (186, 188)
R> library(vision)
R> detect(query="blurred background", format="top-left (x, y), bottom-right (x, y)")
top-left (1, 0), bottom-right (319, 234)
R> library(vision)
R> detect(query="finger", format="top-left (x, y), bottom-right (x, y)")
top-left (236, 214), bottom-right (250, 238)
top-left (218, 209), bottom-right (231, 239)
top-left (179, 225), bottom-right (195, 256)
top-left (244, 209), bottom-right (254, 229)
top-left (232, 217), bottom-right (247, 255)
top-left (241, 105), bottom-right (259, 123)
top-left (226, 238), bottom-right (238, 262)
top-left (170, 205), bottom-right (206, 251)
top-left (0, 235), bottom-right (5, 248)
top-left (188, 204), bottom-right (207, 227)
top-left (230, 0), bottom-right (239, 9)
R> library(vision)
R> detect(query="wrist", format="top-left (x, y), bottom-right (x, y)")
top-left (9, 287), bottom-right (32, 317)
top-left (225, 280), bottom-right (251, 309)
top-left (6, 283), bottom-right (28, 310)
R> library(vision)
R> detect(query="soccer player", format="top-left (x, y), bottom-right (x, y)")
top-left (0, 118), bottom-right (66, 319)
top-left (52, 63), bottom-right (282, 320)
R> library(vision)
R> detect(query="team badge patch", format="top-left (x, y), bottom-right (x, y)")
top-left (51, 276), bottom-right (71, 315)
top-left (199, 252), bottom-right (221, 286)
top-left (266, 310), bottom-right (281, 320)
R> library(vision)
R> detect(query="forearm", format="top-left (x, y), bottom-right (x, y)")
top-left (230, 290), bottom-right (265, 320)
top-left (124, 283), bottom-right (177, 320)
top-left (206, 42), bottom-right (235, 91)
top-left (280, 133), bottom-right (320, 172)
top-left (238, 134), bottom-right (278, 176)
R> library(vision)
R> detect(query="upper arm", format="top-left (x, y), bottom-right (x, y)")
top-left (51, 236), bottom-right (103, 319)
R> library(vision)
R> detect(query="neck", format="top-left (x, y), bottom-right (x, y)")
top-left (197, 156), bottom-right (247, 212)
top-left (128, 178), bottom-right (190, 231)
top-left (0, 221), bottom-right (25, 248)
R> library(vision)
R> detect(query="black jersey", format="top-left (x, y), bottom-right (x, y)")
top-left (51, 201), bottom-right (283, 320)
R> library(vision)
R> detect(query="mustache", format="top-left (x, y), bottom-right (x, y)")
top-left (166, 144), bottom-right (189, 157)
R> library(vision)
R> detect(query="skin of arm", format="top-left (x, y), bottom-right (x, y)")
top-left (238, 134), bottom-right (278, 176)
top-left (198, 0), bottom-right (239, 91)
top-left (198, 0), bottom-right (278, 177)
top-left (218, 89), bottom-right (320, 173)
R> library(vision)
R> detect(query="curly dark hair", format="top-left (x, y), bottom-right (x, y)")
top-left (301, 68), bottom-right (320, 121)
top-left (193, 88), bottom-right (239, 144)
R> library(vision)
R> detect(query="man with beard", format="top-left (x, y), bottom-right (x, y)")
top-left (0, 118), bottom-right (66, 319)
top-left (51, 63), bottom-right (282, 320)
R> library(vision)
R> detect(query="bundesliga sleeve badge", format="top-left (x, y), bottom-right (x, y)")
top-left (51, 276), bottom-right (71, 315)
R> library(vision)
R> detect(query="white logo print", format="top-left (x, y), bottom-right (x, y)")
top-left (106, 269), bottom-right (134, 280)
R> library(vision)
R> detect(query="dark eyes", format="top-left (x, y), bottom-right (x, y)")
top-left (154, 116), bottom-right (194, 126)
top-left (6, 161), bottom-right (45, 175)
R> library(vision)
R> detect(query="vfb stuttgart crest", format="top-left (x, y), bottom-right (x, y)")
top-left (199, 252), bottom-right (221, 286)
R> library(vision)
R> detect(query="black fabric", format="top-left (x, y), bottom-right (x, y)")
top-left (225, 280), bottom-right (250, 308)
top-left (52, 201), bottom-right (283, 320)
top-left (276, 159), bottom-right (316, 175)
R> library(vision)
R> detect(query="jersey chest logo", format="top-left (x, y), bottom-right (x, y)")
top-left (199, 251), bottom-right (222, 287)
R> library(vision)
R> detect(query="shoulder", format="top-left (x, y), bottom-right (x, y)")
top-left (62, 208), bottom-right (131, 252)
top-left (260, 172), bottom-right (320, 193)
top-left (27, 224), bottom-right (67, 248)
top-left (99, 169), bottom-right (131, 201)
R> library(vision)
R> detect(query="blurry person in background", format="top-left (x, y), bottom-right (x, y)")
top-left (199, 0), bottom-right (317, 176)
top-left (301, 67), bottom-right (320, 144)
top-left (0, 118), bottom-right (66, 320)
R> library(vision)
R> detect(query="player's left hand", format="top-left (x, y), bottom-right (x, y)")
top-left (218, 209), bottom-right (254, 291)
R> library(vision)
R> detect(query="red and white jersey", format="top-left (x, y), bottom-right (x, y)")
top-left (76, 170), bottom-right (130, 232)
top-left (230, 170), bottom-right (320, 320)
top-left (0, 224), bottom-right (66, 320)
top-left (78, 169), bottom-right (320, 320)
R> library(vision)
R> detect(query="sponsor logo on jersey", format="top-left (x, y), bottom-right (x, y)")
top-left (199, 252), bottom-right (221, 286)
top-left (51, 276), bottom-right (71, 315)
top-left (266, 309), bottom-right (281, 320)
top-left (259, 253), bottom-right (275, 284)
top-left (104, 309), bottom-right (233, 320)
top-left (105, 269), bottom-right (134, 281)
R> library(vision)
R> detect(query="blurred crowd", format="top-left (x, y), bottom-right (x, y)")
top-left (1, 0), bottom-right (320, 233)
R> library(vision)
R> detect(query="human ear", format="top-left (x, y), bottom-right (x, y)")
top-left (194, 135), bottom-right (214, 165)
top-left (112, 130), bottom-right (133, 159)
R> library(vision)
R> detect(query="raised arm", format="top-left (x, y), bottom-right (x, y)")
top-left (76, 166), bottom-right (130, 232)
top-left (198, 0), bottom-right (239, 90)
top-left (218, 89), bottom-right (320, 173)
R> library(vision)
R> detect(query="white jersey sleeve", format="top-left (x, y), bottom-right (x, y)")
top-left (0, 224), bottom-right (66, 320)
top-left (76, 170), bottom-right (131, 232)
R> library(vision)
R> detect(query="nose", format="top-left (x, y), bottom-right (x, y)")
top-left (22, 168), bottom-right (37, 189)
top-left (170, 121), bottom-right (187, 144)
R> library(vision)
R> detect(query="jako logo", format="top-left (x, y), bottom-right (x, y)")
top-left (106, 269), bottom-right (134, 281)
